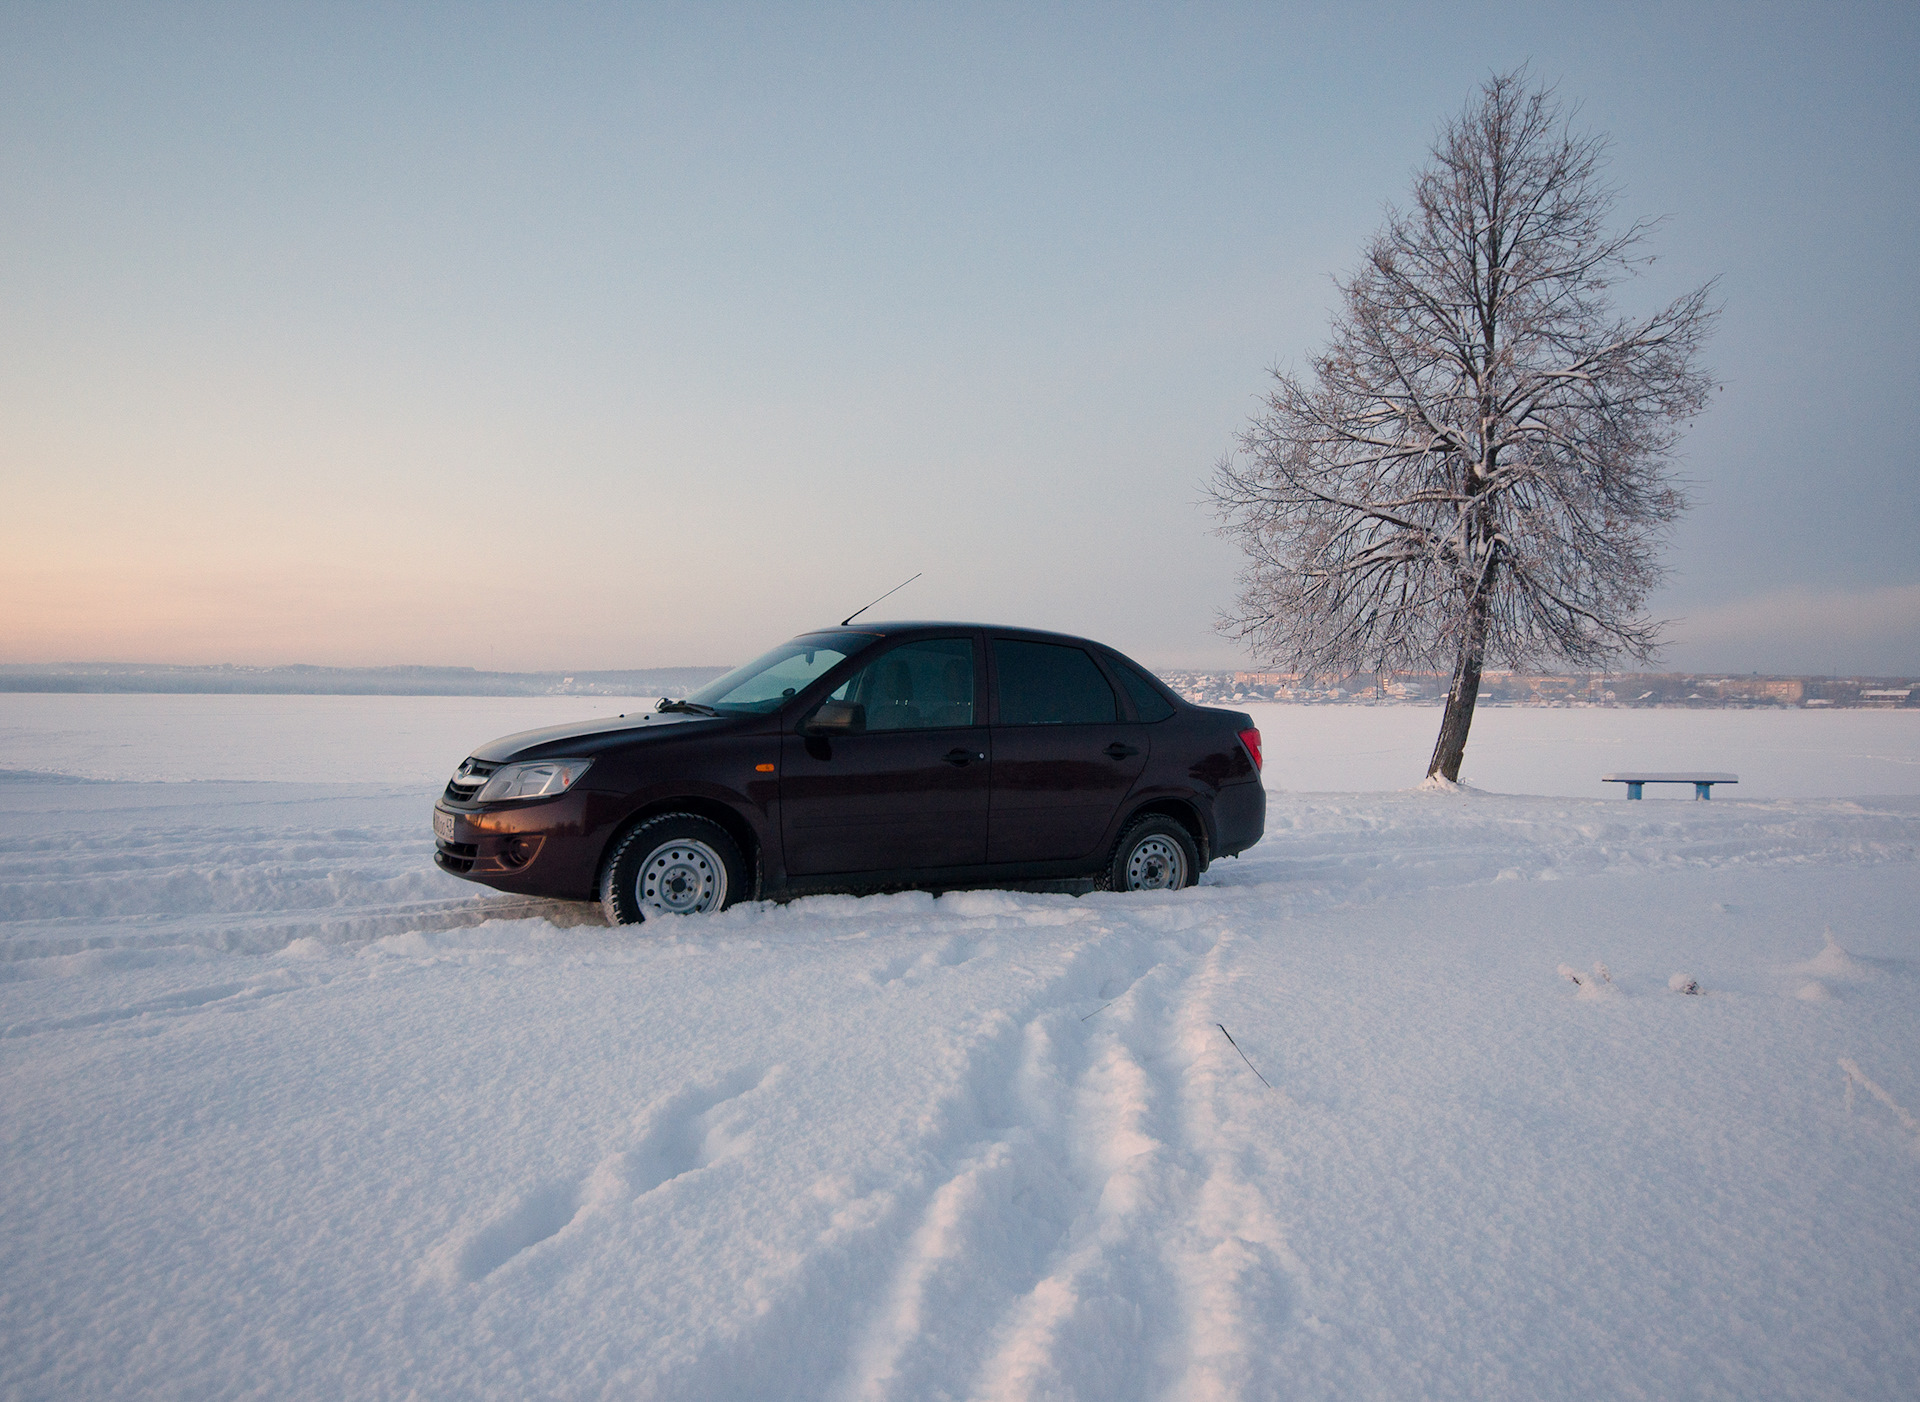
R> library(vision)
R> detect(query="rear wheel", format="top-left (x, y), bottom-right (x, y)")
top-left (599, 813), bottom-right (747, 925)
top-left (1103, 814), bottom-right (1199, 893)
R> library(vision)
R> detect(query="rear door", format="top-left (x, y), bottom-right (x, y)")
top-left (780, 635), bottom-right (990, 875)
top-left (987, 637), bottom-right (1149, 864)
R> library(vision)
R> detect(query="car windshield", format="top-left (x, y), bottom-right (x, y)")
top-left (685, 633), bottom-right (877, 714)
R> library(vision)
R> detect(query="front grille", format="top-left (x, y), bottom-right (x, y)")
top-left (444, 759), bottom-right (500, 804)
top-left (435, 840), bottom-right (478, 874)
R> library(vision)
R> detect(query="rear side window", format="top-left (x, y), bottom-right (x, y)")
top-left (993, 640), bottom-right (1117, 726)
top-left (830, 637), bottom-right (976, 730)
top-left (1106, 655), bottom-right (1176, 722)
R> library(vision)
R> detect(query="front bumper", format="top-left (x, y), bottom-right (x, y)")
top-left (432, 790), bottom-right (607, 899)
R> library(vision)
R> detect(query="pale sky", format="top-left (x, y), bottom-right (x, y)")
top-left (4, 2), bottom-right (1916, 673)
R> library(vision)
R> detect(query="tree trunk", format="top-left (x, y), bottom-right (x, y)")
top-left (1427, 594), bottom-right (1488, 783)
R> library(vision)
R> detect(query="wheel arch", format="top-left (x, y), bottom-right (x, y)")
top-left (598, 796), bottom-right (763, 898)
top-left (1119, 796), bottom-right (1211, 871)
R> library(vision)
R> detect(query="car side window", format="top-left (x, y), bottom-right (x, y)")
top-left (1105, 654), bottom-right (1176, 722)
top-left (829, 638), bottom-right (976, 731)
top-left (993, 640), bottom-right (1118, 725)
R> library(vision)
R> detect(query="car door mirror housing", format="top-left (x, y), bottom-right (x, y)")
top-left (804, 700), bottom-right (866, 735)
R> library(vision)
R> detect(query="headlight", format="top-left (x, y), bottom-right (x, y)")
top-left (475, 758), bottom-right (593, 802)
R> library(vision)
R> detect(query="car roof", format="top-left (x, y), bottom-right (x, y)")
top-left (801, 621), bottom-right (1109, 647)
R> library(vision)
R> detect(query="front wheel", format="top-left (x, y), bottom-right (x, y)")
top-left (1103, 814), bottom-right (1200, 893)
top-left (599, 814), bottom-right (747, 925)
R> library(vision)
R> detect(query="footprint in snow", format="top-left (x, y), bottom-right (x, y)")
top-left (865, 934), bottom-right (981, 986)
top-left (422, 1064), bottom-right (772, 1284)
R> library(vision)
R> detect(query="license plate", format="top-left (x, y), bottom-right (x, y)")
top-left (433, 808), bottom-right (457, 843)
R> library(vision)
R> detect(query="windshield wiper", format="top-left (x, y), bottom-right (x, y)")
top-left (655, 697), bottom-right (720, 716)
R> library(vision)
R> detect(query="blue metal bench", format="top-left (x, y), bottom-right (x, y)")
top-left (1602, 772), bottom-right (1738, 800)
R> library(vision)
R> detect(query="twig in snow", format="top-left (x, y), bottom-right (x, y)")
top-left (1216, 1023), bottom-right (1272, 1089)
top-left (1080, 1001), bottom-right (1115, 1022)
top-left (1839, 1058), bottom-right (1920, 1135)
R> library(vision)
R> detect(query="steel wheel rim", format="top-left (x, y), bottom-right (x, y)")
top-left (1124, 834), bottom-right (1187, 891)
top-left (637, 839), bottom-right (727, 916)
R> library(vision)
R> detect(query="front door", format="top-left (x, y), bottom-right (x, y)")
top-left (987, 637), bottom-right (1149, 863)
top-left (781, 636), bottom-right (990, 875)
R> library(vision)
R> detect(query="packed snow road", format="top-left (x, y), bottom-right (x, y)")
top-left (2, 698), bottom-right (1917, 1400)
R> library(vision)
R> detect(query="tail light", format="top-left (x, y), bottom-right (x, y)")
top-left (1237, 727), bottom-right (1263, 772)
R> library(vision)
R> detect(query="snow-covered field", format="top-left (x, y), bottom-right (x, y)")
top-left (3, 696), bottom-right (1917, 1400)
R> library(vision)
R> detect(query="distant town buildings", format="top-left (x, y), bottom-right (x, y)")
top-left (1155, 670), bottom-right (1920, 709)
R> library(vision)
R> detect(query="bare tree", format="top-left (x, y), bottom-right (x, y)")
top-left (1210, 71), bottom-right (1717, 782)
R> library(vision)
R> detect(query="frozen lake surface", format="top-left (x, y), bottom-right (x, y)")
top-left (2, 696), bottom-right (1916, 1400)
top-left (1248, 701), bottom-right (1920, 798)
top-left (4, 691), bottom-right (1916, 797)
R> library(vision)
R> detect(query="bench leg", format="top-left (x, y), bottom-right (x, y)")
top-left (1627, 781), bottom-right (1643, 800)
top-left (1696, 781), bottom-right (1711, 800)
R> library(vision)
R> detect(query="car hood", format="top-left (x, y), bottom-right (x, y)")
top-left (470, 709), bottom-right (727, 763)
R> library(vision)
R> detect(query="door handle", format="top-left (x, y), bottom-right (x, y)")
top-left (1105, 742), bottom-right (1140, 759)
top-left (944, 748), bottom-right (986, 766)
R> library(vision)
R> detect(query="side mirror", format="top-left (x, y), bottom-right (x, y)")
top-left (804, 700), bottom-right (865, 736)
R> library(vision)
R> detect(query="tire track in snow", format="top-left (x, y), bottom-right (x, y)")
top-left (610, 900), bottom-right (1177, 1402)
top-left (1155, 927), bottom-right (1299, 1401)
top-left (0, 968), bottom-right (330, 1038)
top-left (0, 817), bottom-right (550, 959)
top-left (831, 905), bottom-right (1301, 1402)
top-left (2, 892), bottom-right (602, 965)
top-left (530, 903), bottom-right (1193, 1402)
top-left (957, 960), bottom-right (1193, 1402)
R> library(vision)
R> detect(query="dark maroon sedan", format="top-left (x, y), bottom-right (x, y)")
top-left (432, 623), bottom-right (1265, 924)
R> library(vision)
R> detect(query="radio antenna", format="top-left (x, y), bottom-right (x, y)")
top-left (842, 572), bottom-right (922, 626)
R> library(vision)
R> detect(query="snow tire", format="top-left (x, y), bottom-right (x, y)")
top-left (1101, 813), bottom-right (1200, 893)
top-left (599, 813), bottom-right (747, 926)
